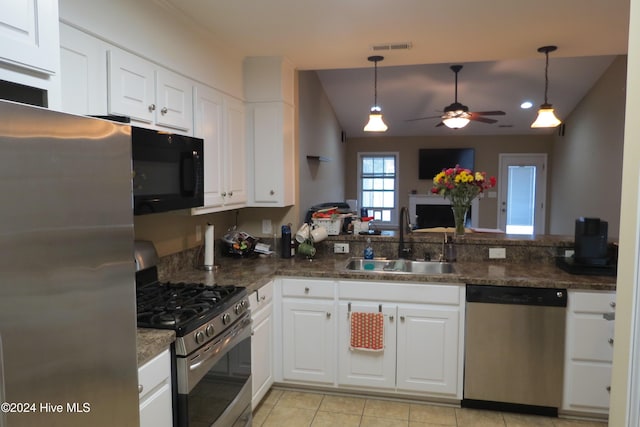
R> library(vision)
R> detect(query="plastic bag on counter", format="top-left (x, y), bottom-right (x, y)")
top-left (221, 227), bottom-right (260, 257)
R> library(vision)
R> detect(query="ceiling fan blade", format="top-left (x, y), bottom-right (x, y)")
top-left (470, 116), bottom-right (498, 124)
top-left (405, 115), bottom-right (442, 122)
top-left (471, 111), bottom-right (506, 116)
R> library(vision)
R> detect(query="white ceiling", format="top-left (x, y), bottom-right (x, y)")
top-left (164, 0), bottom-right (630, 137)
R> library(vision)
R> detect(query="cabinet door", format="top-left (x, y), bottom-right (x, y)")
top-left (194, 85), bottom-right (225, 208)
top-left (251, 301), bottom-right (274, 410)
top-left (155, 68), bottom-right (193, 132)
top-left (108, 49), bottom-right (155, 123)
top-left (0, 0), bottom-right (58, 74)
top-left (59, 24), bottom-right (108, 115)
top-left (223, 96), bottom-right (247, 207)
top-left (281, 299), bottom-right (335, 384)
top-left (248, 101), bottom-right (295, 206)
top-left (337, 301), bottom-right (396, 389)
top-left (396, 305), bottom-right (460, 396)
top-left (138, 350), bottom-right (173, 427)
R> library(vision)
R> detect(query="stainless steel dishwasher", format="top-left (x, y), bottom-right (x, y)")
top-left (463, 284), bottom-right (567, 416)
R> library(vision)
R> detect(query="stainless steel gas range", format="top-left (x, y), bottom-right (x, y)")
top-left (135, 241), bottom-right (252, 427)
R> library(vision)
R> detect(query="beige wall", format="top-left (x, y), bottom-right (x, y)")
top-left (344, 134), bottom-right (553, 229)
top-left (549, 56), bottom-right (627, 238)
top-left (297, 71), bottom-right (346, 224)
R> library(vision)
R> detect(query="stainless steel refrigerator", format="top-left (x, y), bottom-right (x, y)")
top-left (0, 101), bottom-right (139, 426)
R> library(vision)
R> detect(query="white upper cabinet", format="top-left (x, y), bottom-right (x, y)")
top-left (244, 56), bottom-right (296, 207)
top-left (108, 48), bottom-right (193, 133)
top-left (192, 85), bottom-right (247, 213)
top-left (59, 23), bottom-right (108, 115)
top-left (0, 0), bottom-right (59, 74)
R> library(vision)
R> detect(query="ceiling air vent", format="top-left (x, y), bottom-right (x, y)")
top-left (371, 42), bottom-right (413, 51)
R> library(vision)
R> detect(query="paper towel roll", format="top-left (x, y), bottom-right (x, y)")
top-left (204, 224), bottom-right (214, 267)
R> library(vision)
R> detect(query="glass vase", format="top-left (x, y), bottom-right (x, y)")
top-left (451, 204), bottom-right (469, 237)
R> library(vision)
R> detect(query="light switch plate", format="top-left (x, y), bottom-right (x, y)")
top-left (489, 247), bottom-right (506, 259)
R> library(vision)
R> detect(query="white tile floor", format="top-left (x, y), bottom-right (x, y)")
top-left (252, 388), bottom-right (608, 427)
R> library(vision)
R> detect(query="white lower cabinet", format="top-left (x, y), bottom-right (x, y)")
top-left (562, 290), bottom-right (616, 417)
top-left (338, 280), bottom-right (463, 398)
top-left (138, 349), bottom-right (173, 427)
top-left (279, 278), bottom-right (336, 385)
top-left (275, 277), bottom-right (464, 400)
top-left (250, 281), bottom-right (274, 409)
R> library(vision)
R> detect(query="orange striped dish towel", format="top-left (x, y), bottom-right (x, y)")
top-left (349, 312), bottom-right (384, 352)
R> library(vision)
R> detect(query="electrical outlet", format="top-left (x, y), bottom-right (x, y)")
top-left (334, 243), bottom-right (350, 254)
top-left (489, 247), bottom-right (506, 259)
top-left (262, 219), bottom-right (272, 235)
top-left (195, 225), bottom-right (202, 242)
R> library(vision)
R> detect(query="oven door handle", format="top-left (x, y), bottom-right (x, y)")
top-left (188, 316), bottom-right (251, 373)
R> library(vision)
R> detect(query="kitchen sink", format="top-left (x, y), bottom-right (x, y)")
top-left (343, 257), bottom-right (454, 274)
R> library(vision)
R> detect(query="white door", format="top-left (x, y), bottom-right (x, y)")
top-left (337, 302), bottom-right (397, 389)
top-left (498, 154), bottom-right (547, 235)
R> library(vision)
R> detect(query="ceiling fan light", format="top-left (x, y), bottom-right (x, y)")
top-left (364, 107), bottom-right (388, 132)
top-left (531, 104), bottom-right (561, 128)
top-left (442, 116), bottom-right (470, 129)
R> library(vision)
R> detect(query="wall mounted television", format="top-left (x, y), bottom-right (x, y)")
top-left (418, 148), bottom-right (475, 180)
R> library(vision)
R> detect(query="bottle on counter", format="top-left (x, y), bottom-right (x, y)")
top-left (364, 238), bottom-right (374, 259)
top-left (281, 225), bottom-right (292, 259)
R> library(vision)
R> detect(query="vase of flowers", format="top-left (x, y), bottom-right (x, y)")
top-left (431, 165), bottom-right (496, 237)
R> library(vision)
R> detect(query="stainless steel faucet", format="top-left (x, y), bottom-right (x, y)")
top-left (398, 206), bottom-right (412, 259)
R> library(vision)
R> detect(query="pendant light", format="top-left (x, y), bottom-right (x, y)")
top-left (531, 45), bottom-right (562, 128)
top-left (364, 55), bottom-right (388, 132)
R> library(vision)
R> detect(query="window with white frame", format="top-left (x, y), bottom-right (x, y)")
top-left (358, 153), bottom-right (398, 226)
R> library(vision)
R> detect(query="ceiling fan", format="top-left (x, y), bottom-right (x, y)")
top-left (407, 65), bottom-right (506, 129)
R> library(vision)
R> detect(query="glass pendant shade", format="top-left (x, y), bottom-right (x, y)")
top-left (364, 106), bottom-right (388, 132)
top-left (531, 104), bottom-right (561, 128)
top-left (442, 116), bottom-right (470, 129)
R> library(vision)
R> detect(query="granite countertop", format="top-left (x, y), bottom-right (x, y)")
top-left (137, 252), bottom-right (616, 367)
top-left (137, 328), bottom-right (176, 367)
top-left (166, 255), bottom-right (617, 294)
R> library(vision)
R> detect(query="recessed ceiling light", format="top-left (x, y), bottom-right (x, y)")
top-left (520, 101), bottom-right (533, 109)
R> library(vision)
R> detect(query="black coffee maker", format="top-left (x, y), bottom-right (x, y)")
top-left (574, 217), bottom-right (609, 265)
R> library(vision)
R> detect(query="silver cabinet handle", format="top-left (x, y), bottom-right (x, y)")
top-left (326, 312), bottom-right (331, 318)
top-left (228, 191), bottom-right (233, 197)
top-left (161, 107), bottom-right (168, 115)
top-left (608, 338), bottom-right (614, 345)
top-left (270, 190), bottom-right (275, 195)
top-left (400, 316), bottom-right (405, 322)
top-left (603, 312), bottom-right (615, 321)
top-left (610, 301), bottom-right (616, 308)
top-left (607, 386), bottom-right (611, 392)
top-left (148, 104), bottom-right (156, 112)
top-left (260, 295), bottom-right (266, 301)
top-left (221, 192), bottom-right (227, 197)
top-left (389, 315), bottom-right (394, 321)
top-left (138, 384), bottom-right (143, 394)
top-left (304, 287), bottom-right (310, 293)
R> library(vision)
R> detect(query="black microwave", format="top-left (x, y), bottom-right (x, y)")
top-left (131, 126), bottom-right (204, 215)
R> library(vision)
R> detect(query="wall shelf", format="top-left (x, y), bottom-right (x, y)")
top-left (306, 155), bottom-right (331, 162)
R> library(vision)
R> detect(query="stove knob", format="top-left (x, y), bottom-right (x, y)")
top-left (205, 324), bottom-right (215, 337)
top-left (234, 303), bottom-right (244, 315)
top-left (222, 313), bottom-right (231, 325)
top-left (195, 331), bottom-right (205, 344)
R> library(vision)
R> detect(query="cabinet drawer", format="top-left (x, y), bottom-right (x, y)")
top-left (569, 316), bottom-right (614, 362)
top-left (250, 281), bottom-right (274, 311)
top-left (339, 280), bottom-right (461, 305)
top-left (570, 291), bottom-right (616, 313)
top-left (281, 278), bottom-right (335, 299)
top-left (564, 362), bottom-right (612, 412)
top-left (138, 349), bottom-right (171, 399)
